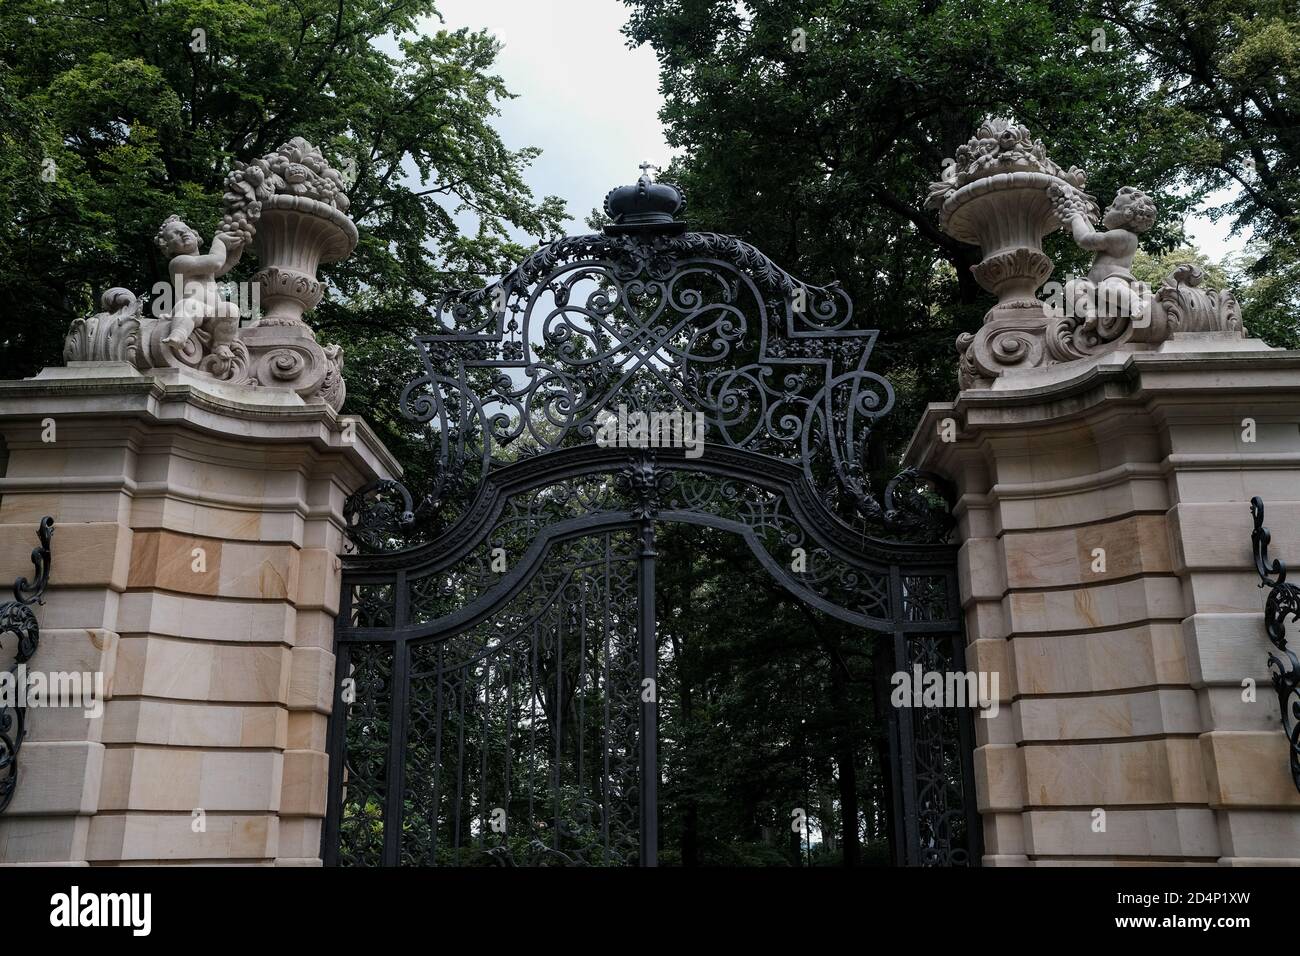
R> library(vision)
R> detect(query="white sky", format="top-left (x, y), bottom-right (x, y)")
top-left (1185, 187), bottom-right (1249, 261)
top-left (426, 0), bottom-right (1247, 260)
top-left (428, 0), bottom-right (674, 238)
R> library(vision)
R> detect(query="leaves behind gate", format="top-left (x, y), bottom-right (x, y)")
top-left (655, 523), bottom-right (891, 866)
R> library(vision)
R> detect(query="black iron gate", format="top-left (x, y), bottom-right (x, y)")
top-left (323, 172), bottom-right (980, 866)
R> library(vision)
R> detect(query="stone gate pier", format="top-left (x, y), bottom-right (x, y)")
top-left (0, 139), bottom-right (396, 865)
top-left (907, 120), bottom-right (1300, 865)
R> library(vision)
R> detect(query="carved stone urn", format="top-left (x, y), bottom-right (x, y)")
top-left (253, 186), bottom-right (357, 324)
top-left (927, 119), bottom-right (1096, 388)
top-left (232, 137), bottom-right (357, 408)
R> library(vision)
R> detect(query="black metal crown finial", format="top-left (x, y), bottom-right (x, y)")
top-left (603, 163), bottom-right (686, 236)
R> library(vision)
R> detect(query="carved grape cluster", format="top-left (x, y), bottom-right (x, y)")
top-left (218, 137), bottom-right (352, 247)
top-left (1047, 182), bottom-right (1097, 225)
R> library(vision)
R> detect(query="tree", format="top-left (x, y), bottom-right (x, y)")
top-left (655, 522), bottom-right (888, 866)
top-left (620, 0), bottom-right (1220, 462)
top-left (0, 0), bottom-right (566, 474)
top-left (1092, 0), bottom-right (1300, 335)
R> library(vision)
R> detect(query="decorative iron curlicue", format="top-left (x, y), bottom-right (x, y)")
top-left (1249, 497), bottom-right (1300, 793)
top-left (0, 517), bottom-right (55, 813)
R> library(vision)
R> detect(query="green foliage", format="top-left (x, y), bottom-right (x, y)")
top-left (1230, 241), bottom-right (1300, 349)
top-left (622, 0), bottom-right (1300, 460)
top-left (0, 0), bottom-right (566, 475)
top-left (1093, 1), bottom-right (1300, 324)
top-left (1131, 246), bottom-right (1230, 288)
top-left (655, 523), bottom-right (890, 866)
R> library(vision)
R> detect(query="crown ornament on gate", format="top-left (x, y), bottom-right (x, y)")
top-left (928, 118), bottom-right (1243, 389)
top-left (63, 137), bottom-right (357, 410)
top-left (602, 163), bottom-right (687, 235)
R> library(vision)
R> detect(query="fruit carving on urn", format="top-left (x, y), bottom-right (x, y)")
top-left (223, 137), bottom-right (358, 328)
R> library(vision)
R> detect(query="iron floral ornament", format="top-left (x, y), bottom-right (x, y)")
top-left (0, 516), bottom-right (55, 813)
top-left (1249, 497), bottom-right (1300, 793)
top-left (384, 169), bottom-right (949, 543)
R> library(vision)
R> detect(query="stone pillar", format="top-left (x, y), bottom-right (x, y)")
top-left (906, 334), bottom-right (1300, 865)
top-left (0, 363), bottom-right (396, 865)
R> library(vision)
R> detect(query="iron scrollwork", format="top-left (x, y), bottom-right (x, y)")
top-left (342, 479), bottom-right (435, 552)
top-left (877, 467), bottom-right (957, 538)
top-left (1249, 497), bottom-right (1300, 794)
top-left (346, 188), bottom-right (955, 553)
top-left (0, 516), bottom-right (55, 813)
top-left (395, 206), bottom-right (899, 530)
top-left (327, 173), bottom-right (973, 868)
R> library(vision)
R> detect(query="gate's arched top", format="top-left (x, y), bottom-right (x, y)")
top-left (390, 169), bottom-right (950, 536)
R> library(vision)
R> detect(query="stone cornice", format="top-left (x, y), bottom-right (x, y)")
top-left (0, 363), bottom-right (401, 482)
top-left (905, 344), bottom-right (1300, 476)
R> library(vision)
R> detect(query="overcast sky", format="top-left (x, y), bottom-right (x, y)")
top-left (427, 0), bottom-right (1247, 261)
top-left (428, 0), bottom-right (674, 238)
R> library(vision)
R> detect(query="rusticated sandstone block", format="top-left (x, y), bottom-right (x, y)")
top-left (906, 344), bottom-right (1300, 864)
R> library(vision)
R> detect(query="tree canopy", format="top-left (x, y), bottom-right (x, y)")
top-left (0, 0), bottom-right (565, 472)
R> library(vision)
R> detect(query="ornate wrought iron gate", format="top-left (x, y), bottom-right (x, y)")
top-left (323, 172), bottom-right (979, 866)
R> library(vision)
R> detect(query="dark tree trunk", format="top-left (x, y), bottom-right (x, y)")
top-left (837, 722), bottom-right (861, 866)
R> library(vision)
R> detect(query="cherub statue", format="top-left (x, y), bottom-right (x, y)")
top-left (1052, 185), bottom-right (1157, 329)
top-left (154, 216), bottom-right (246, 362)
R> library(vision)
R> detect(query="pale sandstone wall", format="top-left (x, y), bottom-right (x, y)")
top-left (0, 364), bottom-right (395, 865)
top-left (907, 338), bottom-right (1300, 865)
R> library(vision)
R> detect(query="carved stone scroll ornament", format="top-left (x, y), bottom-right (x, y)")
top-left (930, 119), bottom-right (1243, 388)
top-left (62, 137), bottom-right (354, 410)
top-left (1155, 264), bottom-right (1243, 334)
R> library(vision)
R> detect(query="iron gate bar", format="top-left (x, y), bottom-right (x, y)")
top-left (328, 517), bottom-right (969, 866)
top-left (382, 634), bottom-right (408, 866)
top-left (951, 574), bottom-right (984, 863)
top-left (336, 448), bottom-right (959, 644)
top-left (637, 517), bottom-right (658, 866)
top-left (341, 444), bottom-right (953, 581)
